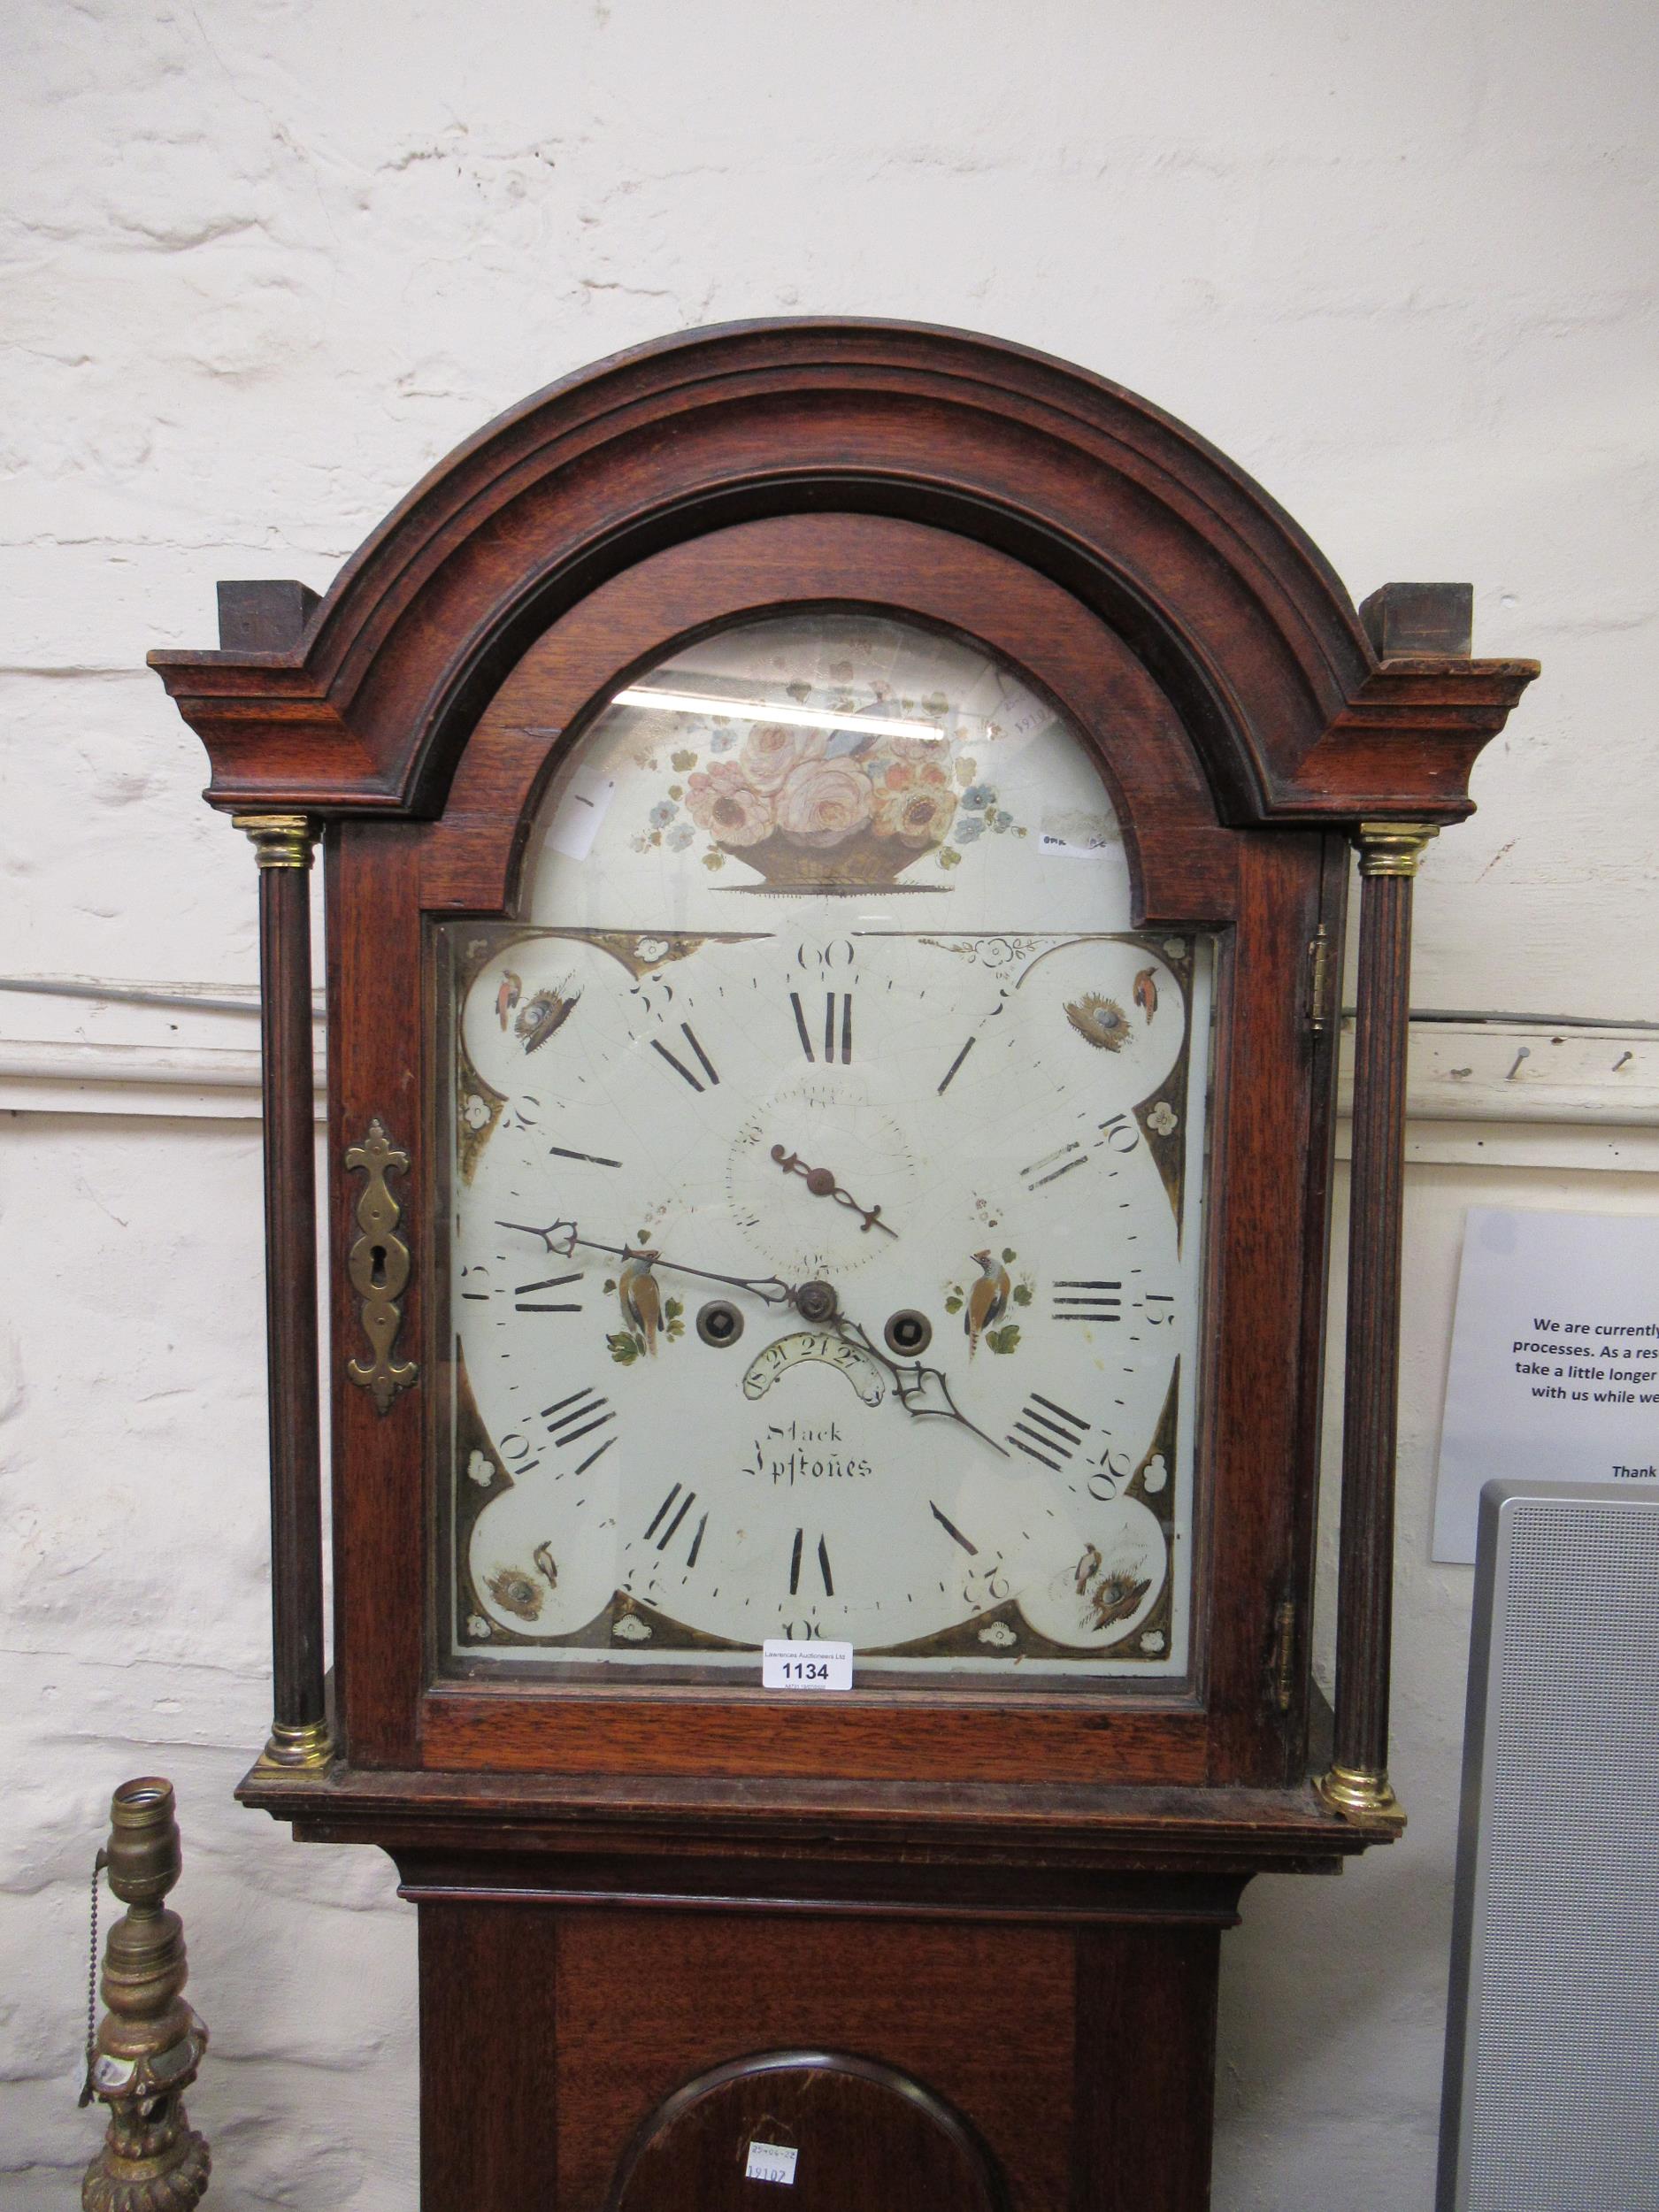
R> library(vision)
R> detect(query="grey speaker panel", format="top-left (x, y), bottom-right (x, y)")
top-left (1439, 1480), bottom-right (1659, 2212)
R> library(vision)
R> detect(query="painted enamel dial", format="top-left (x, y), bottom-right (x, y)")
top-left (442, 613), bottom-right (1211, 1678)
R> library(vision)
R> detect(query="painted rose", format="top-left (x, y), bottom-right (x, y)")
top-left (872, 757), bottom-right (959, 848)
top-left (683, 761), bottom-right (774, 848)
top-left (773, 760), bottom-right (874, 849)
top-left (737, 720), bottom-right (826, 793)
top-left (886, 729), bottom-right (952, 766)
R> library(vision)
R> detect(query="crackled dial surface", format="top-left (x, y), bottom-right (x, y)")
top-left (442, 613), bottom-right (1211, 1678)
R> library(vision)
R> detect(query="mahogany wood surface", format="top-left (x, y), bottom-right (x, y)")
top-left (240, 1763), bottom-right (1374, 1875)
top-left (414, 1894), bottom-right (1228, 2212)
top-left (325, 825), bottom-right (426, 1769)
top-left (419, 1901), bottom-right (560, 2209)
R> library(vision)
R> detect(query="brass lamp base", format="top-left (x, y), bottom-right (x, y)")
top-left (1314, 1763), bottom-right (1408, 1832)
top-left (81, 1780), bottom-right (211, 2212)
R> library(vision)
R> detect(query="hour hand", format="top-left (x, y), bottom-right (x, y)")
top-left (495, 1216), bottom-right (580, 1258)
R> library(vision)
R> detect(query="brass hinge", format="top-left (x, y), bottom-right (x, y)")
top-left (1306, 925), bottom-right (1333, 1033)
top-left (1271, 1594), bottom-right (1298, 1713)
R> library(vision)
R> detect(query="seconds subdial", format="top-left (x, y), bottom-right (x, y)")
top-left (726, 1071), bottom-right (918, 1281)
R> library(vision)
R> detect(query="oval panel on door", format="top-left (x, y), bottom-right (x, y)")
top-left (606, 2047), bottom-right (1009, 2212)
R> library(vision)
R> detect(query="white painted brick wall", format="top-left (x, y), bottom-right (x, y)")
top-left (3, 3), bottom-right (1655, 2204)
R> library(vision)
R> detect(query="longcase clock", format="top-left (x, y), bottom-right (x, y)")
top-left (149, 322), bottom-right (1537, 2210)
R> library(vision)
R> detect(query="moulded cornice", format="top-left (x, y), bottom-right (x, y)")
top-left (148, 318), bottom-right (1537, 826)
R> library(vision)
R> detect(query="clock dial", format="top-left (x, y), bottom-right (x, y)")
top-left (442, 614), bottom-right (1211, 1678)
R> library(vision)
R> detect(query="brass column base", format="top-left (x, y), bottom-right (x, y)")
top-left (1315, 1763), bottom-right (1408, 1832)
top-left (257, 1717), bottom-right (334, 1772)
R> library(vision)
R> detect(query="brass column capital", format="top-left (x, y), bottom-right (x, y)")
top-left (1353, 820), bottom-right (1440, 878)
top-left (230, 811), bottom-right (319, 870)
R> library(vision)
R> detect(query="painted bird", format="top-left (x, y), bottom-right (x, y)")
top-left (964, 1248), bottom-right (1010, 1358)
top-left (618, 1249), bottom-right (663, 1357)
top-left (495, 971), bottom-right (521, 1030)
top-left (1133, 966), bottom-right (1158, 1023)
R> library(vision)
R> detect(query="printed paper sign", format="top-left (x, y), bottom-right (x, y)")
top-left (1432, 1208), bottom-right (1659, 1562)
top-left (745, 2140), bottom-right (799, 2185)
top-left (762, 1639), bottom-right (853, 1690)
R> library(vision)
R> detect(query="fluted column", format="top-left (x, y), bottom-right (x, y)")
top-left (232, 811), bottom-right (331, 1770)
top-left (1317, 820), bottom-right (1439, 1825)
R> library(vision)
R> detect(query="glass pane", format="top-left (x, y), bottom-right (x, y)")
top-left (440, 612), bottom-right (1210, 1681)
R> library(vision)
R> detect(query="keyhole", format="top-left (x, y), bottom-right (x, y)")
top-left (370, 1244), bottom-right (388, 1287)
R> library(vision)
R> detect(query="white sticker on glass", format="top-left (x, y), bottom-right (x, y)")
top-left (762, 1639), bottom-right (853, 1691)
top-left (542, 765), bottom-right (616, 861)
top-left (745, 2141), bottom-right (799, 2185)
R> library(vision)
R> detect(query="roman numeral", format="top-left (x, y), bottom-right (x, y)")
top-left (1052, 1279), bottom-right (1121, 1323)
top-left (651, 1022), bottom-right (719, 1090)
top-left (1006, 1391), bottom-right (1092, 1471)
top-left (790, 990), bottom-right (853, 1064)
top-left (1022, 1140), bottom-right (1088, 1192)
top-left (787, 1528), bottom-right (835, 1595)
top-left (937, 1035), bottom-right (976, 1094)
top-left (542, 1387), bottom-right (616, 1471)
top-left (643, 1483), bottom-right (704, 1561)
top-left (548, 1143), bottom-right (623, 1169)
top-left (929, 1500), bottom-right (979, 1555)
top-left (514, 1272), bottom-right (583, 1314)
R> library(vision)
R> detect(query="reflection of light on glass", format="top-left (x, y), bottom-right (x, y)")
top-left (611, 687), bottom-right (953, 743)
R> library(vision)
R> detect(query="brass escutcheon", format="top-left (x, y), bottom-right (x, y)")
top-left (344, 1118), bottom-right (419, 1414)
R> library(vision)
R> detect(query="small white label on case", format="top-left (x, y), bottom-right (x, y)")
top-left (745, 2140), bottom-right (799, 2185)
top-left (762, 1638), bottom-right (853, 1690)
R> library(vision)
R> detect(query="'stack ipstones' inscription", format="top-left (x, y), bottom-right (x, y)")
top-left (749, 1420), bottom-right (873, 1487)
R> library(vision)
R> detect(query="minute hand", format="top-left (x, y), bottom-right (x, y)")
top-left (494, 1219), bottom-right (797, 1308)
top-left (828, 1310), bottom-right (1008, 1458)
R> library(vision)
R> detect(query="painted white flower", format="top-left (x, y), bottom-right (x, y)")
top-left (463, 1094), bottom-right (491, 1132)
top-left (1141, 1455), bottom-right (1168, 1495)
top-left (635, 936), bottom-right (670, 964)
top-left (613, 1612), bottom-right (652, 1642)
top-left (1146, 1101), bottom-right (1179, 1137)
top-left (978, 1621), bottom-right (1018, 1648)
top-left (1140, 1630), bottom-right (1167, 1655)
top-left (1162, 937), bottom-right (1187, 960)
top-left (466, 1615), bottom-right (492, 1640)
top-left (466, 1449), bottom-right (495, 1487)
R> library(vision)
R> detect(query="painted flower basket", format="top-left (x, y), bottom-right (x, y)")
top-left (685, 719), bottom-right (968, 890)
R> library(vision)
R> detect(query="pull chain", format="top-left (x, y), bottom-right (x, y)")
top-left (77, 1852), bottom-right (104, 2108)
